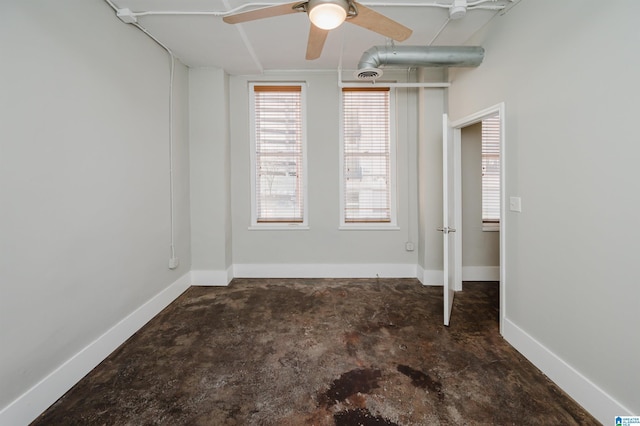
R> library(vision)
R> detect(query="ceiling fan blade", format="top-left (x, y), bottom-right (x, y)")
top-left (223, 2), bottom-right (302, 24)
top-left (348, 3), bottom-right (412, 41)
top-left (306, 24), bottom-right (329, 60)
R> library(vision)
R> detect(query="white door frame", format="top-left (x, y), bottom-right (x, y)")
top-left (442, 114), bottom-right (456, 326)
top-left (450, 102), bottom-right (506, 334)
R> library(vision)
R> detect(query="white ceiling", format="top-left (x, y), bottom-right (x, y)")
top-left (108, 0), bottom-right (519, 75)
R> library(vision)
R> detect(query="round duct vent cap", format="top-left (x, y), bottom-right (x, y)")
top-left (354, 68), bottom-right (383, 81)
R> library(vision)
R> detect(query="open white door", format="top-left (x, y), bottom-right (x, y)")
top-left (441, 114), bottom-right (457, 326)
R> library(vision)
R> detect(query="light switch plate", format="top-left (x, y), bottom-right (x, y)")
top-left (509, 196), bottom-right (522, 212)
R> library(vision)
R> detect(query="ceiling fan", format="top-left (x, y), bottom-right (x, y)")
top-left (223, 0), bottom-right (412, 60)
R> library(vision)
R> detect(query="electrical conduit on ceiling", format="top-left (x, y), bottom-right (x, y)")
top-left (105, 0), bottom-right (488, 253)
top-left (112, 1), bottom-right (510, 19)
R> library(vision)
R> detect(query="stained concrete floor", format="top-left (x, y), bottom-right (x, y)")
top-left (32, 279), bottom-right (599, 425)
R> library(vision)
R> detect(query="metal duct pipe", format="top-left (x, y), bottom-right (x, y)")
top-left (355, 45), bottom-right (484, 80)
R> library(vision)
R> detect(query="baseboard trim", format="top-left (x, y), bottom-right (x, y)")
top-left (10, 270), bottom-right (628, 426)
top-left (417, 266), bottom-right (443, 286)
top-left (233, 263), bottom-right (417, 279)
top-left (462, 266), bottom-right (500, 281)
top-left (503, 317), bottom-right (632, 424)
top-left (226, 265), bottom-right (234, 283)
top-left (191, 267), bottom-right (233, 286)
top-left (0, 273), bottom-right (191, 426)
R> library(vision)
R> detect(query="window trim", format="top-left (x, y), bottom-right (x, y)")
top-left (249, 82), bottom-right (309, 230)
top-left (482, 220), bottom-right (500, 232)
top-left (481, 114), bottom-right (500, 232)
top-left (339, 87), bottom-right (398, 230)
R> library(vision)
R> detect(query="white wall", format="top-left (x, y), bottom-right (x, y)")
top-left (10, 0), bottom-right (633, 422)
top-left (0, 0), bottom-right (190, 415)
top-left (228, 71), bottom-right (424, 274)
top-left (461, 123), bottom-right (499, 274)
top-left (189, 68), bottom-right (232, 282)
top-left (449, 0), bottom-right (640, 418)
top-left (417, 70), bottom-right (447, 283)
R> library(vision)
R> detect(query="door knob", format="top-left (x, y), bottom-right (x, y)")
top-left (437, 227), bottom-right (456, 234)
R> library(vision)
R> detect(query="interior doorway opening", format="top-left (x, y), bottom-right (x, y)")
top-left (461, 117), bottom-right (500, 277)
top-left (449, 103), bottom-right (506, 334)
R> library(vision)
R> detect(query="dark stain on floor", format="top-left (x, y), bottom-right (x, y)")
top-left (320, 368), bottom-right (382, 407)
top-left (31, 279), bottom-right (600, 426)
top-left (334, 408), bottom-right (399, 426)
top-left (396, 364), bottom-right (443, 399)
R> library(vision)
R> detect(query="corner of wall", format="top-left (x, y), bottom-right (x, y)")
top-left (502, 318), bottom-right (632, 423)
top-left (0, 273), bottom-right (191, 426)
top-left (191, 268), bottom-right (233, 286)
top-left (418, 267), bottom-right (444, 286)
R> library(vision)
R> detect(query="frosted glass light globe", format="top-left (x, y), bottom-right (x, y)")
top-left (309, 3), bottom-right (347, 30)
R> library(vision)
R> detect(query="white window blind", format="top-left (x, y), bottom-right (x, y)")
top-left (252, 85), bottom-right (305, 223)
top-left (342, 88), bottom-right (391, 223)
top-left (482, 115), bottom-right (501, 226)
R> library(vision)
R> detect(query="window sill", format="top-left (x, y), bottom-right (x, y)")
top-left (249, 224), bottom-right (309, 231)
top-left (482, 224), bottom-right (500, 232)
top-left (339, 224), bottom-right (400, 231)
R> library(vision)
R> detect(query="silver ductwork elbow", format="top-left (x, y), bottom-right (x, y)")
top-left (355, 45), bottom-right (485, 80)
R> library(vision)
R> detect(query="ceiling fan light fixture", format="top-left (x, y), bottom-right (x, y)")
top-left (308, 0), bottom-right (349, 30)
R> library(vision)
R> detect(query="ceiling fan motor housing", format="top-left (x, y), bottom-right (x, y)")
top-left (308, 0), bottom-right (350, 11)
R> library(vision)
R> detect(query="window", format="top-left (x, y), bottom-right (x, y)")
top-left (340, 87), bottom-right (397, 228)
top-left (481, 115), bottom-right (500, 231)
top-left (250, 83), bottom-right (307, 228)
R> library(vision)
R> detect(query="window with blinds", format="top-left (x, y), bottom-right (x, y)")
top-left (341, 87), bottom-right (395, 225)
top-left (481, 115), bottom-right (500, 230)
top-left (250, 84), bottom-right (306, 225)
